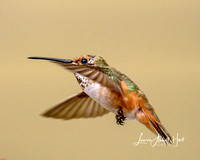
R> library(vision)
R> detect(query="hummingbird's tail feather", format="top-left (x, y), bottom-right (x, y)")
top-left (120, 80), bottom-right (172, 144)
top-left (136, 108), bottom-right (172, 144)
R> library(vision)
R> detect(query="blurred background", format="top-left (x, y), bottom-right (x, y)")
top-left (0, 0), bottom-right (199, 160)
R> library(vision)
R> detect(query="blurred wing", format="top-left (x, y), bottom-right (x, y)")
top-left (55, 62), bottom-right (122, 94)
top-left (42, 91), bottom-right (109, 120)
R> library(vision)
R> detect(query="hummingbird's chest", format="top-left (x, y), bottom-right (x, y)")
top-left (74, 73), bottom-right (122, 113)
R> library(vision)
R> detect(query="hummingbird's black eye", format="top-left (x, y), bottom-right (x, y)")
top-left (81, 58), bottom-right (88, 64)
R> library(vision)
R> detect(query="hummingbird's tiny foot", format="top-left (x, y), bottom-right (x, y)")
top-left (116, 107), bottom-right (126, 125)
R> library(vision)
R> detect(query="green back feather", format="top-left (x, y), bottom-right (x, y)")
top-left (95, 56), bottom-right (148, 102)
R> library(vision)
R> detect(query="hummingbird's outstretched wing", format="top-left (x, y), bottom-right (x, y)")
top-left (56, 62), bottom-right (122, 94)
top-left (42, 91), bottom-right (109, 120)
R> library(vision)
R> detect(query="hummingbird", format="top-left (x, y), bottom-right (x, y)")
top-left (28, 55), bottom-right (172, 144)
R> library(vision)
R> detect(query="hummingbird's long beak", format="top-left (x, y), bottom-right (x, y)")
top-left (28, 57), bottom-right (73, 63)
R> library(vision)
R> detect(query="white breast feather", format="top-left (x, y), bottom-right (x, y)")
top-left (74, 73), bottom-right (117, 113)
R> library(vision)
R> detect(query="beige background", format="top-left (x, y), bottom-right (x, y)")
top-left (0, 0), bottom-right (200, 160)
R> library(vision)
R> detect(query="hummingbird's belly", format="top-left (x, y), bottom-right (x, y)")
top-left (75, 73), bottom-right (122, 114)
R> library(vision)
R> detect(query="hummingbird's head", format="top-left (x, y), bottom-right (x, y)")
top-left (28, 55), bottom-right (109, 67)
top-left (71, 55), bottom-right (109, 67)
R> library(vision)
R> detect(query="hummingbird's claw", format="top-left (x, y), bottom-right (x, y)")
top-left (115, 107), bottom-right (126, 125)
